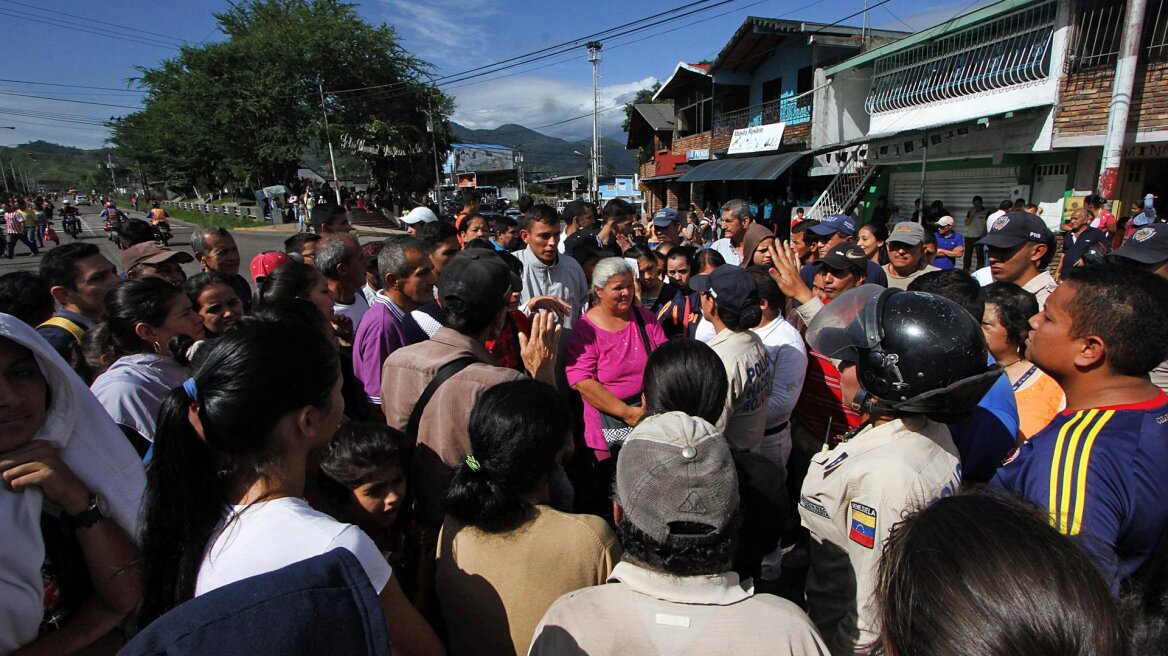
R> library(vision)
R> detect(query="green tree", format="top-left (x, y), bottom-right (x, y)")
top-left (111, 0), bottom-right (454, 203)
top-left (621, 82), bottom-right (667, 133)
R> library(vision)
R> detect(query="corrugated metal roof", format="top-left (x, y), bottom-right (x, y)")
top-left (710, 16), bottom-right (907, 74)
top-left (633, 104), bottom-right (676, 132)
top-left (824, 0), bottom-right (1039, 76)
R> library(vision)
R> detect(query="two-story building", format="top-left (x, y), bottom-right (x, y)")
top-left (628, 18), bottom-right (906, 220)
top-left (810, 0), bottom-right (1165, 228)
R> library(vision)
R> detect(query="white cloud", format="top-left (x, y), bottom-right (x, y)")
top-left (451, 74), bottom-right (658, 141)
top-left (378, 0), bottom-right (500, 65)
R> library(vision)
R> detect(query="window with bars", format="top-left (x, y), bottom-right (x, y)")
top-left (865, 1), bottom-right (1057, 113)
top-left (1067, 0), bottom-right (1168, 72)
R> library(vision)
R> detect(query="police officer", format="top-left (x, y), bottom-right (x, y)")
top-left (796, 285), bottom-right (1001, 655)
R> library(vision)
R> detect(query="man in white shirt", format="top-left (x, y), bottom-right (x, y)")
top-left (746, 267), bottom-right (807, 470)
top-left (317, 234), bottom-right (369, 330)
top-left (708, 198), bottom-right (753, 266)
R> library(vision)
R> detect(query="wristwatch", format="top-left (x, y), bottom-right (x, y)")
top-left (63, 494), bottom-right (108, 530)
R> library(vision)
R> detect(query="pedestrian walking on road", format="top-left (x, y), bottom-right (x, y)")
top-left (3, 200), bottom-right (38, 258)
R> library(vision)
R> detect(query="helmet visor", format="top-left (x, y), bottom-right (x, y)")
top-left (805, 284), bottom-right (889, 362)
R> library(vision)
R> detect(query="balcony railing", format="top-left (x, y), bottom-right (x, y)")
top-left (1067, 0), bottom-right (1168, 72)
top-left (866, 0), bottom-right (1056, 113)
top-left (711, 96), bottom-right (811, 136)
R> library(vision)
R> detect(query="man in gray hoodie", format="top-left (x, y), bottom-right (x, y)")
top-left (516, 203), bottom-right (590, 332)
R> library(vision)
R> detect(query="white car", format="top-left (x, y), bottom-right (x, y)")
top-left (73, 195), bottom-right (91, 206)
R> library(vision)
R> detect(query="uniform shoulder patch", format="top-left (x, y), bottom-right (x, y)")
top-left (849, 501), bottom-right (877, 549)
top-left (823, 452), bottom-right (849, 476)
top-left (799, 494), bottom-right (831, 520)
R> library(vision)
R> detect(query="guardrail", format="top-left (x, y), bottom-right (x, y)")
top-left (161, 200), bottom-right (263, 220)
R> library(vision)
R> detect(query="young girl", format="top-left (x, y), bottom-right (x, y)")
top-left (317, 422), bottom-right (420, 595)
top-left (138, 317), bottom-right (442, 655)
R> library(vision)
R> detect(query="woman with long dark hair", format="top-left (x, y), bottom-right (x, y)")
top-left (137, 317), bottom-right (442, 655)
top-left (89, 277), bottom-right (205, 454)
top-left (872, 492), bottom-right (1124, 655)
top-left (437, 380), bottom-right (620, 656)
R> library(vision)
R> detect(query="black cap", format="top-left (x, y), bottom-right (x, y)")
top-left (564, 229), bottom-right (609, 265)
top-left (816, 243), bottom-right (868, 274)
top-left (1116, 224), bottom-right (1168, 265)
top-left (979, 211), bottom-right (1054, 249)
top-left (438, 251), bottom-right (511, 321)
top-left (690, 265), bottom-right (759, 319)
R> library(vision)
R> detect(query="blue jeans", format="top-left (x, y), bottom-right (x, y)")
top-left (5, 232), bottom-right (38, 257)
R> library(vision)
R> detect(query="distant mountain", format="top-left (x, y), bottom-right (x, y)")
top-left (451, 123), bottom-right (636, 178)
top-left (0, 141), bottom-right (111, 186)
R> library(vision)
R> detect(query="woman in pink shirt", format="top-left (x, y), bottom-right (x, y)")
top-left (565, 257), bottom-right (666, 459)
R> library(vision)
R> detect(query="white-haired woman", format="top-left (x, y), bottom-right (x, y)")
top-left (565, 257), bottom-right (666, 460)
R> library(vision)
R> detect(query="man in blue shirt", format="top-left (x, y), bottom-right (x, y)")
top-left (932, 216), bottom-right (965, 270)
top-left (993, 265), bottom-right (1168, 589)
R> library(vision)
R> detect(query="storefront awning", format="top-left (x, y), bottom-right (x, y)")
top-left (677, 151), bottom-right (807, 183)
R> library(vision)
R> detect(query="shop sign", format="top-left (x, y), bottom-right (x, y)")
top-left (687, 149), bottom-right (711, 161)
top-left (728, 123), bottom-right (785, 155)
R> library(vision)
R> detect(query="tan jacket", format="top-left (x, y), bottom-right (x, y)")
top-left (706, 328), bottom-right (773, 452)
top-left (798, 416), bottom-right (961, 655)
top-left (1022, 270), bottom-right (1058, 309)
top-left (381, 327), bottom-right (525, 523)
top-left (530, 561), bottom-right (829, 655)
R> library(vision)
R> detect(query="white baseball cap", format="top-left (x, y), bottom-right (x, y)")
top-left (402, 207), bottom-right (438, 225)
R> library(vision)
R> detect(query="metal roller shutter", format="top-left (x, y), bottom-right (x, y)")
top-left (889, 167), bottom-right (1020, 219)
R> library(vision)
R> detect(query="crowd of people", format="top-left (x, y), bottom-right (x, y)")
top-left (2, 190), bottom-right (1168, 656)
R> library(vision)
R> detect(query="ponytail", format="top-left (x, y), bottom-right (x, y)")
top-left (137, 316), bottom-right (341, 626)
top-left (444, 380), bottom-right (569, 533)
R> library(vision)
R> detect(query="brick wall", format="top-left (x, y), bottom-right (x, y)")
top-left (666, 184), bottom-right (679, 209)
top-left (673, 133), bottom-right (712, 153)
top-left (1055, 61), bottom-right (1168, 135)
top-left (639, 160), bottom-right (654, 179)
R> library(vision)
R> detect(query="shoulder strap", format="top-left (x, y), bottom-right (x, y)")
top-left (630, 307), bottom-right (652, 354)
top-left (38, 316), bottom-right (85, 343)
top-left (407, 355), bottom-right (478, 440)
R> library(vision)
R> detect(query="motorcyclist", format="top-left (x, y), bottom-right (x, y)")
top-left (101, 202), bottom-right (128, 229)
top-left (147, 202), bottom-right (172, 244)
top-left (60, 200), bottom-right (81, 236)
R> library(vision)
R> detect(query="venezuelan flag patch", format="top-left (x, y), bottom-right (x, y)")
top-left (849, 502), bottom-right (877, 549)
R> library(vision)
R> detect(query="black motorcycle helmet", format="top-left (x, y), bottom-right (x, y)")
top-left (807, 286), bottom-right (1001, 422)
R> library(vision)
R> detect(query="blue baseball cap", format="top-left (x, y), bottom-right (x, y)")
top-left (690, 265), bottom-right (759, 319)
top-left (808, 214), bottom-right (857, 237)
top-left (652, 207), bottom-right (679, 228)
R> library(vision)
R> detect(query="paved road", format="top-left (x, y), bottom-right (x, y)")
top-left (0, 206), bottom-right (389, 283)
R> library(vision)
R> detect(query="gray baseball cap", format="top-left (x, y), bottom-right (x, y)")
top-left (887, 221), bottom-right (925, 246)
top-left (616, 411), bottom-right (739, 542)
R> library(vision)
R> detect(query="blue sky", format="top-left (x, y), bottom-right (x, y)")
top-left (1, 0), bottom-right (996, 150)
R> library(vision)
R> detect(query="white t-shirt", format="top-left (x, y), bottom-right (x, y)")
top-left (709, 238), bottom-right (743, 266)
top-left (334, 292), bottom-right (370, 331)
top-left (196, 497), bottom-right (391, 597)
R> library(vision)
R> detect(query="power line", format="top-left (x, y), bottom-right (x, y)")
top-left (0, 8), bottom-right (181, 50)
top-left (0, 79), bottom-right (148, 94)
top-left (1, 0), bottom-right (191, 43)
top-left (0, 91), bottom-right (141, 110)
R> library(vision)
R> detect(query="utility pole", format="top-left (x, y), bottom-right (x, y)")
top-left (318, 83), bottom-right (342, 204)
top-left (9, 160), bottom-right (17, 193)
top-left (1097, 0), bottom-right (1148, 198)
top-left (515, 150), bottom-right (525, 196)
top-left (587, 41), bottom-right (602, 204)
top-left (107, 153), bottom-right (117, 192)
top-left (427, 91), bottom-right (442, 203)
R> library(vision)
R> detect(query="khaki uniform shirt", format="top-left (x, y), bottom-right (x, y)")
top-left (529, 561), bottom-right (829, 655)
top-left (1022, 270), bottom-right (1058, 310)
top-left (381, 327), bottom-right (525, 523)
top-left (798, 416), bottom-right (961, 655)
top-left (706, 328), bottom-right (773, 452)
